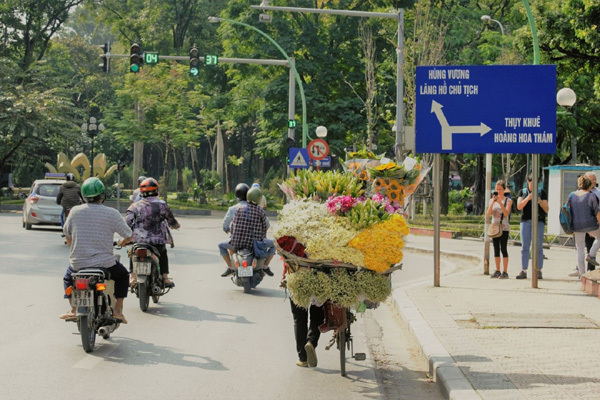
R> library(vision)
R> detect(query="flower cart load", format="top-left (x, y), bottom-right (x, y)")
top-left (275, 164), bottom-right (425, 310)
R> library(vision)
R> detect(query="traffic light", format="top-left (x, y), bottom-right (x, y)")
top-left (189, 45), bottom-right (200, 76)
top-left (130, 43), bottom-right (142, 73)
top-left (99, 43), bottom-right (110, 72)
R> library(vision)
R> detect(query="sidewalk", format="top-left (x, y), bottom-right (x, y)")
top-left (394, 234), bottom-right (600, 400)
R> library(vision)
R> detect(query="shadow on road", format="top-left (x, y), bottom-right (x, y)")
top-left (142, 301), bottom-right (253, 324)
top-left (101, 337), bottom-right (228, 370)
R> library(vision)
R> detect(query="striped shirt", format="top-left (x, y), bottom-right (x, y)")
top-left (64, 203), bottom-right (132, 271)
top-left (230, 204), bottom-right (268, 250)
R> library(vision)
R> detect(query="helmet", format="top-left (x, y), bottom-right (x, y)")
top-left (235, 183), bottom-right (249, 201)
top-left (138, 175), bottom-right (147, 184)
top-left (81, 177), bottom-right (105, 198)
top-left (247, 187), bottom-right (263, 205)
top-left (139, 177), bottom-right (159, 197)
top-left (251, 183), bottom-right (260, 188)
top-left (66, 173), bottom-right (75, 182)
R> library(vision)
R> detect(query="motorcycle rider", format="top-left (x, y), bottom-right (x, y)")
top-left (227, 186), bottom-right (275, 275)
top-left (60, 177), bottom-right (133, 323)
top-left (251, 183), bottom-right (268, 209)
top-left (56, 173), bottom-right (84, 227)
top-left (126, 177), bottom-right (180, 288)
top-left (219, 183), bottom-right (249, 277)
top-left (129, 175), bottom-right (147, 203)
top-left (219, 183), bottom-right (273, 277)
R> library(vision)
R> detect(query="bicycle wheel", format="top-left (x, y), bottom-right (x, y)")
top-left (338, 329), bottom-right (347, 376)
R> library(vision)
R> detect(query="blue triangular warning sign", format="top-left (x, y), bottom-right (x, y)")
top-left (289, 148), bottom-right (310, 169)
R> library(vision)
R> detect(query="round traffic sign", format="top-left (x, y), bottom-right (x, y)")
top-left (308, 138), bottom-right (329, 161)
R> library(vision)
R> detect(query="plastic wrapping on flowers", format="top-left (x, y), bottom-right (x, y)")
top-left (275, 169), bottom-right (414, 309)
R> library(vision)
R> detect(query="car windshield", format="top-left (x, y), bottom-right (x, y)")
top-left (37, 184), bottom-right (60, 197)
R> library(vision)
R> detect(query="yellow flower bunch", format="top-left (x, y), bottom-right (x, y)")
top-left (348, 214), bottom-right (410, 272)
top-left (375, 162), bottom-right (397, 171)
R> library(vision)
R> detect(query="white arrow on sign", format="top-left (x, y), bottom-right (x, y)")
top-left (431, 100), bottom-right (491, 150)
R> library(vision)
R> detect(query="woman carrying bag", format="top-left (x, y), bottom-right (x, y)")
top-left (487, 180), bottom-right (513, 279)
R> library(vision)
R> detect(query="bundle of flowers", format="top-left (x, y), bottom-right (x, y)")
top-left (369, 156), bottom-right (426, 204)
top-left (275, 169), bottom-right (410, 308)
top-left (279, 170), bottom-right (365, 201)
top-left (285, 268), bottom-right (391, 309)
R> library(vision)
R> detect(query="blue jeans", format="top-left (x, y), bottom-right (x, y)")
top-left (520, 220), bottom-right (545, 270)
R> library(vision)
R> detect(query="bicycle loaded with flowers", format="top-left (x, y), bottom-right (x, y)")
top-left (274, 160), bottom-right (426, 338)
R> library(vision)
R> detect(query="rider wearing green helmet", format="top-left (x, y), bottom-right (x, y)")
top-left (60, 177), bottom-right (133, 323)
top-left (81, 177), bottom-right (105, 200)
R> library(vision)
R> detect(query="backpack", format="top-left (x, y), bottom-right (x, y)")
top-left (559, 193), bottom-right (573, 234)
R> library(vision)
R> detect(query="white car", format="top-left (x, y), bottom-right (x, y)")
top-left (22, 178), bottom-right (66, 230)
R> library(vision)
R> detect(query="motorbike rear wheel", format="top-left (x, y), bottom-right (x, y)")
top-left (152, 294), bottom-right (160, 304)
top-left (80, 315), bottom-right (96, 353)
top-left (138, 282), bottom-right (150, 311)
top-left (242, 278), bottom-right (251, 294)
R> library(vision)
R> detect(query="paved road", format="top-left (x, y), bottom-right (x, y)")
top-left (0, 213), bottom-right (442, 400)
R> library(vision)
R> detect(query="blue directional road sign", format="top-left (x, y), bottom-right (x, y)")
top-left (310, 156), bottom-right (331, 168)
top-left (415, 65), bottom-right (556, 154)
top-left (289, 148), bottom-right (310, 169)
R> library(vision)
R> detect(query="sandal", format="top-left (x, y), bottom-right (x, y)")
top-left (59, 311), bottom-right (76, 320)
top-left (164, 278), bottom-right (175, 288)
top-left (113, 313), bottom-right (128, 324)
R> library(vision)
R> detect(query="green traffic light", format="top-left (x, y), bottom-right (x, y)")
top-left (190, 67), bottom-right (199, 77)
top-left (130, 64), bottom-right (140, 73)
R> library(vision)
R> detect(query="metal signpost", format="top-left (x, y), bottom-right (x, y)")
top-left (415, 64), bottom-right (557, 287)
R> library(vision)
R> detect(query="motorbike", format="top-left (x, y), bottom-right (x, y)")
top-left (68, 268), bottom-right (121, 353)
top-left (231, 248), bottom-right (266, 293)
top-left (130, 243), bottom-right (172, 311)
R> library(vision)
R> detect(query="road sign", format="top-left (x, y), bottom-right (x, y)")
top-left (311, 156), bottom-right (331, 168)
top-left (415, 65), bottom-right (556, 154)
top-left (288, 148), bottom-right (310, 169)
top-left (308, 138), bottom-right (329, 160)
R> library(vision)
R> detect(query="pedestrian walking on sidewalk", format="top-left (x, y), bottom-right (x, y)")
top-left (569, 175), bottom-right (600, 278)
top-left (584, 171), bottom-right (600, 271)
top-left (515, 174), bottom-right (549, 280)
top-left (487, 180), bottom-right (512, 279)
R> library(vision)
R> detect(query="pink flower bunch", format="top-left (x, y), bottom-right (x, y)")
top-left (326, 195), bottom-right (358, 215)
top-left (370, 193), bottom-right (402, 214)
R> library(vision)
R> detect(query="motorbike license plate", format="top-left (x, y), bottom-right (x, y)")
top-left (133, 261), bottom-right (151, 275)
top-left (72, 290), bottom-right (94, 307)
top-left (238, 265), bottom-right (253, 277)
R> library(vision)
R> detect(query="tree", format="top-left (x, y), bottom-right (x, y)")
top-left (0, 0), bottom-right (85, 72)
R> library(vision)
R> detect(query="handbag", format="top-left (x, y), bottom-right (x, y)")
top-left (487, 199), bottom-right (507, 239)
top-left (245, 206), bottom-right (270, 258)
top-left (487, 221), bottom-right (502, 238)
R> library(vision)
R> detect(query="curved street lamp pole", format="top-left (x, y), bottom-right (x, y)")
top-left (209, 16), bottom-right (309, 147)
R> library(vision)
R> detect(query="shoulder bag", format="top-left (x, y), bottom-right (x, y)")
top-left (487, 199), bottom-right (507, 239)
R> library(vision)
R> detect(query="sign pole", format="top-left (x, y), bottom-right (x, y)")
top-left (434, 153), bottom-right (441, 287)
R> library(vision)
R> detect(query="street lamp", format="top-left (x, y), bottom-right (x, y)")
top-left (557, 87), bottom-right (577, 164)
top-left (481, 15), bottom-right (505, 59)
top-left (81, 117), bottom-right (105, 177)
top-left (315, 125), bottom-right (327, 138)
top-left (208, 16), bottom-right (309, 147)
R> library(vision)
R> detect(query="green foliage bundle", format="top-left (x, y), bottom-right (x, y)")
top-left (286, 268), bottom-right (391, 309)
top-left (280, 170), bottom-right (365, 200)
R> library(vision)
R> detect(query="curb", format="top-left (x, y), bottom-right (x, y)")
top-left (396, 245), bottom-right (482, 399)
